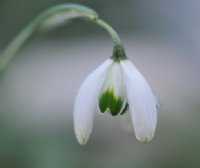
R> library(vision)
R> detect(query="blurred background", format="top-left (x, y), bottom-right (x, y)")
top-left (0, 0), bottom-right (200, 168)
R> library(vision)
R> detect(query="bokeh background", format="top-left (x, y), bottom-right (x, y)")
top-left (0, 0), bottom-right (200, 168)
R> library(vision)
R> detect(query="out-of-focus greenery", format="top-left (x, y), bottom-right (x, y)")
top-left (1, 0), bottom-right (200, 168)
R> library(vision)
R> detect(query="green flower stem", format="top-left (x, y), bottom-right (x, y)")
top-left (0, 23), bottom-right (35, 72)
top-left (94, 19), bottom-right (126, 60)
top-left (0, 4), bottom-right (97, 72)
top-left (0, 3), bottom-right (126, 72)
top-left (95, 19), bottom-right (122, 47)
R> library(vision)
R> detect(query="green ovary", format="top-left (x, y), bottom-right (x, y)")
top-left (99, 88), bottom-right (123, 116)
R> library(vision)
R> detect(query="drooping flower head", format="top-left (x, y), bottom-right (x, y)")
top-left (74, 54), bottom-right (158, 145)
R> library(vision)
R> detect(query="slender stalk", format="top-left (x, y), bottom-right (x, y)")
top-left (0, 23), bottom-right (35, 72)
top-left (95, 19), bottom-right (122, 48)
top-left (95, 19), bottom-right (127, 60)
top-left (0, 3), bottom-right (127, 72)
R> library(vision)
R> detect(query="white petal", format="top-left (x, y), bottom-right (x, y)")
top-left (121, 60), bottom-right (158, 142)
top-left (98, 61), bottom-right (127, 115)
top-left (105, 62), bottom-right (125, 97)
top-left (74, 59), bottom-right (112, 145)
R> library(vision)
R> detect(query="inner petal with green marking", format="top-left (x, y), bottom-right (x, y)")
top-left (99, 87), bottom-right (124, 116)
top-left (98, 61), bottom-right (127, 116)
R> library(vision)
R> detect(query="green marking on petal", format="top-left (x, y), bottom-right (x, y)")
top-left (99, 87), bottom-right (123, 116)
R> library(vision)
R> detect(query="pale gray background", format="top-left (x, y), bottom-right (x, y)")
top-left (0, 0), bottom-right (200, 168)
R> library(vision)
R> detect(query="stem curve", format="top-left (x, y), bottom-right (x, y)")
top-left (0, 3), bottom-right (126, 72)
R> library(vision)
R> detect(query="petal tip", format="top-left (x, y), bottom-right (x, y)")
top-left (135, 131), bottom-right (155, 143)
top-left (75, 131), bottom-right (90, 145)
top-left (77, 137), bottom-right (88, 145)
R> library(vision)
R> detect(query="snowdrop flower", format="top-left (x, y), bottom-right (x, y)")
top-left (74, 57), bottom-right (158, 145)
top-left (0, 3), bottom-right (159, 145)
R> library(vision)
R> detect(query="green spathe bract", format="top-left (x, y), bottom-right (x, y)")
top-left (99, 87), bottom-right (124, 116)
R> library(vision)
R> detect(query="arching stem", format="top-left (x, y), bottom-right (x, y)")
top-left (0, 3), bottom-right (126, 72)
top-left (95, 19), bottom-right (126, 60)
